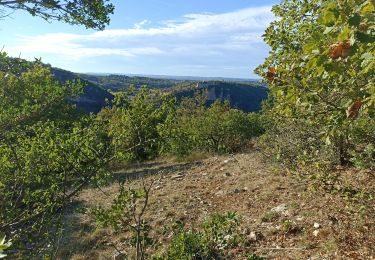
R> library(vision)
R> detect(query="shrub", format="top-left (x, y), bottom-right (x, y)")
top-left (256, 0), bottom-right (374, 171)
top-left (0, 53), bottom-right (111, 256)
top-left (97, 87), bottom-right (176, 162)
top-left (161, 98), bottom-right (264, 158)
top-left (166, 212), bottom-right (243, 259)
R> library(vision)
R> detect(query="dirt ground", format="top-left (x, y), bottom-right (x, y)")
top-left (57, 152), bottom-right (375, 259)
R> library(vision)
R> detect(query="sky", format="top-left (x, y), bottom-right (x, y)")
top-left (0, 0), bottom-right (280, 78)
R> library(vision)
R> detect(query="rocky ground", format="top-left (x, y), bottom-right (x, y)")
top-left (57, 152), bottom-right (375, 259)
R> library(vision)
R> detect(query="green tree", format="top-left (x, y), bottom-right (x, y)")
top-left (98, 87), bottom-right (176, 162)
top-left (160, 95), bottom-right (264, 157)
top-left (0, 0), bottom-right (114, 30)
top-left (256, 0), bottom-right (374, 169)
top-left (0, 53), bottom-right (112, 256)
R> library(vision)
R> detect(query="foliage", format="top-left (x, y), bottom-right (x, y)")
top-left (0, 53), bottom-right (111, 256)
top-left (0, 0), bottom-right (114, 30)
top-left (166, 212), bottom-right (243, 259)
top-left (256, 0), bottom-right (375, 169)
top-left (99, 88), bottom-right (263, 162)
top-left (92, 182), bottom-right (154, 260)
top-left (97, 87), bottom-right (176, 162)
top-left (160, 95), bottom-right (264, 158)
top-left (0, 233), bottom-right (11, 259)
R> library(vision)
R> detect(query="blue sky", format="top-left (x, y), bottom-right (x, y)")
top-left (0, 0), bottom-right (280, 78)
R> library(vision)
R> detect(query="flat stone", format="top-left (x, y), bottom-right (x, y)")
top-left (271, 203), bottom-right (287, 213)
top-left (215, 190), bottom-right (225, 196)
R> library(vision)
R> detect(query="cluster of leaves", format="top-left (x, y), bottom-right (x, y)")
top-left (0, 0), bottom-right (114, 30)
top-left (165, 212), bottom-right (244, 259)
top-left (97, 87), bottom-right (176, 162)
top-left (0, 52), bottom-right (112, 257)
top-left (256, 0), bottom-right (374, 171)
top-left (0, 233), bottom-right (11, 259)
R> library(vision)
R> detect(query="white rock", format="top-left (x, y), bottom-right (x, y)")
top-left (313, 230), bottom-right (319, 237)
top-left (249, 231), bottom-right (257, 241)
top-left (271, 203), bottom-right (287, 213)
top-left (215, 190), bottom-right (225, 196)
top-left (313, 222), bottom-right (320, 229)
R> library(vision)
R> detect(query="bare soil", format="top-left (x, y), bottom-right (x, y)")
top-left (57, 152), bottom-right (375, 259)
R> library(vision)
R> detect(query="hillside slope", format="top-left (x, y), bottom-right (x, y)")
top-left (52, 68), bottom-right (114, 113)
top-left (58, 152), bottom-right (374, 259)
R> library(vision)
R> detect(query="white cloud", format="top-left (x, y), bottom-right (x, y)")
top-left (134, 19), bottom-right (151, 29)
top-left (6, 6), bottom-right (274, 76)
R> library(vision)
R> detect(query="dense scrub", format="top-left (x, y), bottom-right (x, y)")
top-left (0, 54), bottom-right (112, 257)
top-left (97, 88), bottom-right (264, 163)
top-left (256, 0), bottom-right (374, 173)
top-left (160, 94), bottom-right (264, 157)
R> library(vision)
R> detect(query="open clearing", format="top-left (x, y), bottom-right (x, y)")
top-left (58, 152), bottom-right (375, 259)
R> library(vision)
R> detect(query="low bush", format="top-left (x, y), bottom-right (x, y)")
top-left (166, 212), bottom-right (244, 259)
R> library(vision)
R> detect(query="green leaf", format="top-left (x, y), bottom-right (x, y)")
top-left (349, 13), bottom-right (361, 27)
top-left (356, 31), bottom-right (375, 43)
top-left (361, 2), bottom-right (375, 14)
top-left (323, 26), bottom-right (335, 34)
top-left (338, 26), bottom-right (351, 41)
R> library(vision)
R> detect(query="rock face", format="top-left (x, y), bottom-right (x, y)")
top-left (176, 81), bottom-right (268, 112)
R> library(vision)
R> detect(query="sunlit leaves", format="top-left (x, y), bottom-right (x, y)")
top-left (0, 0), bottom-right (115, 30)
top-left (0, 53), bottom-right (111, 256)
top-left (256, 0), bottom-right (374, 167)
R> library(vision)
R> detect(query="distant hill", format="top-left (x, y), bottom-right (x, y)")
top-left (77, 73), bottom-right (268, 113)
top-left (83, 73), bottom-right (262, 83)
top-left (77, 73), bottom-right (183, 91)
top-left (52, 68), bottom-right (114, 113)
top-left (54, 69), bottom-right (268, 113)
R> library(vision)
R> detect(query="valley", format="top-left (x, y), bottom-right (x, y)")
top-left (52, 68), bottom-right (268, 113)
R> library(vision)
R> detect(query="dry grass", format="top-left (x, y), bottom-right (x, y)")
top-left (56, 152), bottom-right (375, 259)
